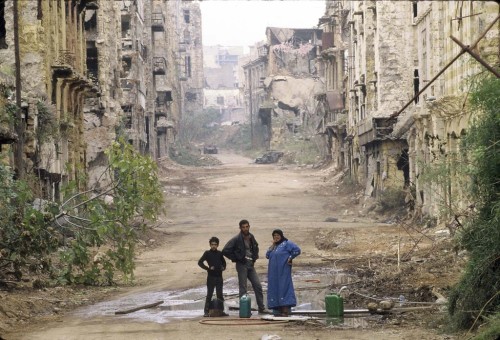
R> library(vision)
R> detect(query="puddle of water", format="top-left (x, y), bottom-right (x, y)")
top-left (75, 269), bottom-right (368, 328)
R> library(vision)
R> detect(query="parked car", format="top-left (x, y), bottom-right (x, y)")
top-left (255, 151), bottom-right (284, 164)
top-left (203, 145), bottom-right (218, 154)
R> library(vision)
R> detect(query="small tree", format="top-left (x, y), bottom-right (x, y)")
top-left (0, 138), bottom-right (164, 286)
top-left (448, 74), bottom-right (500, 330)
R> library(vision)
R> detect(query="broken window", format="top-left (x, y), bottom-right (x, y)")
top-left (86, 42), bottom-right (99, 83)
top-left (125, 117), bottom-right (132, 129)
top-left (413, 69), bottom-right (420, 104)
top-left (397, 149), bottom-right (410, 187)
top-left (412, 1), bottom-right (418, 20)
top-left (0, 0), bottom-right (6, 49)
top-left (216, 96), bottom-right (224, 105)
top-left (185, 55), bottom-right (191, 78)
top-left (183, 9), bottom-right (190, 24)
top-left (121, 15), bottom-right (131, 38)
top-left (122, 56), bottom-right (132, 75)
top-left (186, 92), bottom-right (197, 102)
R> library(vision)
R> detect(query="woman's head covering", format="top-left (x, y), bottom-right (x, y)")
top-left (272, 229), bottom-right (287, 244)
top-left (272, 229), bottom-right (283, 237)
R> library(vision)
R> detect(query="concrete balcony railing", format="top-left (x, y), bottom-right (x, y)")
top-left (121, 88), bottom-right (136, 107)
top-left (55, 50), bottom-right (76, 68)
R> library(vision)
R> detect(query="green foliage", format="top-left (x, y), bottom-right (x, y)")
top-left (276, 137), bottom-right (322, 165)
top-left (448, 75), bottom-right (500, 330)
top-left (35, 101), bottom-right (58, 143)
top-left (0, 138), bottom-right (164, 286)
top-left (418, 150), bottom-right (470, 220)
top-left (222, 123), bottom-right (254, 152)
top-left (177, 108), bottom-right (222, 145)
top-left (0, 165), bottom-right (59, 282)
top-left (377, 187), bottom-right (406, 212)
top-left (56, 138), bottom-right (164, 285)
top-left (469, 313), bottom-right (500, 340)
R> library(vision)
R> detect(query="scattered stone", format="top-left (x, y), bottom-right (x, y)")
top-left (379, 300), bottom-right (395, 310)
top-left (367, 302), bottom-right (378, 314)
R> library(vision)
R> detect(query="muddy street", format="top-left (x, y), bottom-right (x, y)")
top-left (6, 153), bottom-right (452, 340)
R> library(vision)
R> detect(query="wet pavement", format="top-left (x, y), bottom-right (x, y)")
top-left (74, 268), bottom-right (371, 328)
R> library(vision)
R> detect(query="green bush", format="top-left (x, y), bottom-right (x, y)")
top-left (0, 138), bottom-right (164, 286)
top-left (448, 75), bottom-right (500, 330)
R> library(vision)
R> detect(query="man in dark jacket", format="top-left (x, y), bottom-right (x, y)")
top-left (198, 236), bottom-right (227, 317)
top-left (222, 219), bottom-right (266, 313)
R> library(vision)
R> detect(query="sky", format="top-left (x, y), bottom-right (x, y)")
top-left (200, 0), bottom-right (326, 47)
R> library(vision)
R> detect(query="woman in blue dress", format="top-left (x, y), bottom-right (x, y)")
top-left (265, 229), bottom-right (301, 316)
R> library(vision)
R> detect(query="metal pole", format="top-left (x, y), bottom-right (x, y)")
top-left (249, 69), bottom-right (253, 147)
top-left (390, 14), bottom-right (500, 120)
top-left (13, 0), bottom-right (24, 179)
top-left (450, 35), bottom-right (500, 78)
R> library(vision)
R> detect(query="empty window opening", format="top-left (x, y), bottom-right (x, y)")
top-left (125, 117), bottom-right (132, 129)
top-left (397, 149), bottom-right (410, 187)
top-left (412, 1), bottom-right (418, 19)
top-left (122, 56), bottom-right (132, 75)
top-left (84, 10), bottom-right (97, 31)
top-left (121, 15), bottom-right (131, 38)
top-left (86, 44), bottom-right (99, 81)
top-left (216, 96), bottom-right (224, 105)
top-left (183, 10), bottom-right (190, 23)
top-left (185, 55), bottom-right (191, 78)
top-left (413, 69), bottom-right (420, 104)
top-left (186, 92), bottom-right (197, 102)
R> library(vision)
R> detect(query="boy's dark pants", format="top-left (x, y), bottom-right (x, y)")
top-left (204, 275), bottom-right (224, 314)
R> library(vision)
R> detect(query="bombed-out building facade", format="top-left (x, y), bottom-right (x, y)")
top-left (317, 0), bottom-right (499, 219)
top-left (0, 0), bottom-right (203, 199)
top-left (244, 27), bottom-right (325, 150)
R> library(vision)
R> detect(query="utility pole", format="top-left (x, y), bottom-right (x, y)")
top-left (249, 68), bottom-right (253, 148)
top-left (13, 0), bottom-right (24, 179)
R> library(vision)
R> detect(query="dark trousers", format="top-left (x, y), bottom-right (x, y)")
top-left (236, 260), bottom-right (265, 310)
top-left (204, 275), bottom-right (223, 314)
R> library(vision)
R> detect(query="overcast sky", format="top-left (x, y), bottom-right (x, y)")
top-left (200, 0), bottom-right (326, 47)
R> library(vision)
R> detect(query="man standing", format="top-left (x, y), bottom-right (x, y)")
top-left (222, 219), bottom-right (267, 313)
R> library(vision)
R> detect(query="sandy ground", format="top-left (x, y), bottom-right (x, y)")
top-left (2, 152), bottom-right (460, 340)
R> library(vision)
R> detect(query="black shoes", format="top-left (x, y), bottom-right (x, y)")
top-left (258, 308), bottom-right (271, 314)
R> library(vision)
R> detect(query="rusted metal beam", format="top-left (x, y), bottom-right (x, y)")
top-left (389, 14), bottom-right (500, 120)
top-left (450, 35), bottom-right (500, 78)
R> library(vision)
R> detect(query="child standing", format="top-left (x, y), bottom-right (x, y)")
top-left (198, 236), bottom-right (227, 317)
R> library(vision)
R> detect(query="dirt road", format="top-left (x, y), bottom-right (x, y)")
top-left (5, 152), bottom-right (454, 340)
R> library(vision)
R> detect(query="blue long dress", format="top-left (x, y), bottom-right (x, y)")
top-left (266, 240), bottom-right (301, 309)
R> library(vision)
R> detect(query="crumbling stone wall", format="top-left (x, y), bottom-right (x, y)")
top-left (83, 0), bottom-right (123, 188)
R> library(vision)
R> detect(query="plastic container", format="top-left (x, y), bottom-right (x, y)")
top-left (239, 294), bottom-right (251, 318)
top-left (325, 294), bottom-right (344, 317)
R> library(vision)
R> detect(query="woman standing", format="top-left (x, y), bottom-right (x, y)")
top-left (265, 229), bottom-right (301, 316)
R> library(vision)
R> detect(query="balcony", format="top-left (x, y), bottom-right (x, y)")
top-left (151, 12), bottom-right (165, 32)
top-left (52, 50), bottom-right (76, 77)
top-left (153, 57), bottom-right (166, 75)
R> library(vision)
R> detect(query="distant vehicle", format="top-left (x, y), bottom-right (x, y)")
top-left (203, 145), bottom-right (218, 154)
top-left (255, 151), bottom-right (283, 164)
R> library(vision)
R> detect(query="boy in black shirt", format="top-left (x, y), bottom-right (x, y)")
top-left (198, 236), bottom-right (227, 317)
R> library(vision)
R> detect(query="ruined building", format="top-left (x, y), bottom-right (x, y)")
top-left (318, 0), bottom-right (499, 220)
top-left (243, 28), bottom-right (324, 150)
top-left (0, 0), bottom-right (198, 199)
top-left (204, 45), bottom-right (245, 124)
top-left (178, 1), bottom-right (204, 119)
top-left (0, 0), bottom-right (103, 198)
